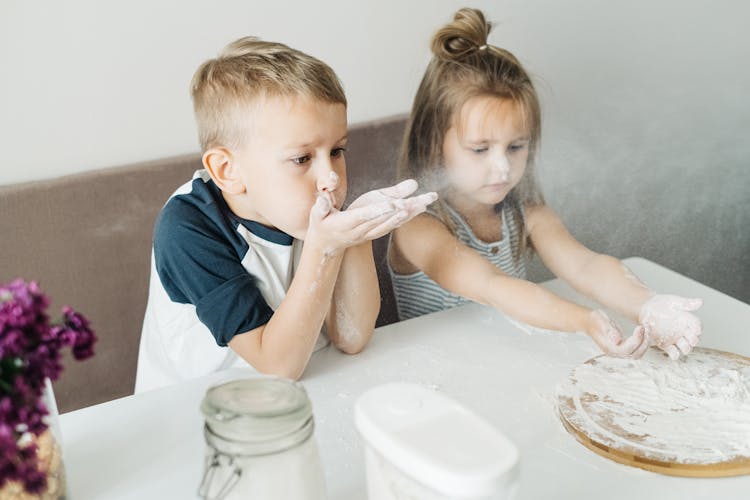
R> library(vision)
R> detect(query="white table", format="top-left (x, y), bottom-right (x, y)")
top-left (60, 257), bottom-right (750, 499)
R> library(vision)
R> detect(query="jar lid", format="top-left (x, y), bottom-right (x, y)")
top-left (201, 377), bottom-right (312, 444)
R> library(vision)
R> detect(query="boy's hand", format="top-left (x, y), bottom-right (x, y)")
top-left (586, 309), bottom-right (651, 358)
top-left (347, 179), bottom-right (434, 212)
top-left (307, 179), bottom-right (437, 255)
top-left (639, 294), bottom-right (703, 360)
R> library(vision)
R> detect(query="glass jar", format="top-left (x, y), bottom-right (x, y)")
top-left (198, 377), bottom-right (327, 500)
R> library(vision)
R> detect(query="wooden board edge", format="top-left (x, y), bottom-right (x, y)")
top-left (558, 408), bottom-right (750, 478)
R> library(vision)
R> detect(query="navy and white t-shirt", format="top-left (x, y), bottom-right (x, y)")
top-left (135, 170), bottom-right (327, 392)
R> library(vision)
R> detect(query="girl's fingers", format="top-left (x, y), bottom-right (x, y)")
top-left (676, 337), bottom-right (692, 356)
top-left (665, 345), bottom-right (680, 360)
top-left (614, 327), bottom-right (644, 356)
top-left (680, 297), bottom-right (703, 311)
top-left (689, 317), bottom-right (703, 337)
top-left (632, 342), bottom-right (650, 359)
top-left (632, 326), bottom-right (651, 359)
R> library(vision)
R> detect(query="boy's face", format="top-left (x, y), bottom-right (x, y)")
top-left (442, 96), bottom-right (530, 210)
top-left (228, 95), bottom-right (348, 239)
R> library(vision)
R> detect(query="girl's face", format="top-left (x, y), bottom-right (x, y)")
top-left (442, 96), bottom-right (531, 210)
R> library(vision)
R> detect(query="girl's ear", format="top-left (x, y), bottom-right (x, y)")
top-left (202, 148), bottom-right (245, 194)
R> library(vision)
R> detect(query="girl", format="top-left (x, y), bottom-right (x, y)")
top-left (388, 8), bottom-right (702, 359)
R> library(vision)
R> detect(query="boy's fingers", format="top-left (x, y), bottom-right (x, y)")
top-left (351, 189), bottom-right (436, 216)
top-left (403, 192), bottom-right (438, 209)
top-left (359, 201), bottom-right (432, 240)
top-left (323, 191), bottom-right (435, 242)
top-left (347, 192), bottom-right (435, 224)
top-left (361, 211), bottom-right (412, 240)
top-left (338, 201), bottom-right (399, 224)
top-left (311, 195), bottom-right (331, 218)
top-left (376, 179), bottom-right (419, 199)
top-left (322, 204), bottom-right (403, 238)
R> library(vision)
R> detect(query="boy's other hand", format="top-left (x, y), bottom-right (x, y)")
top-left (348, 179), bottom-right (437, 216)
top-left (306, 179), bottom-right (437, 255)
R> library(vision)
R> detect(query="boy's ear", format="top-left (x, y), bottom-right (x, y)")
top-left (202, 148), bottom-right (245, 194)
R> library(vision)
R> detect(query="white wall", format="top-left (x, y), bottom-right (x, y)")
top-left (0, 0), bottom-right (492, 185)
top-left (1, 0), bottom-right (748, 187)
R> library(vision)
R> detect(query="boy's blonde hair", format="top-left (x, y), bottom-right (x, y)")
top-left (399, 8), bottom-right (545, 260)
top-left (191, 37), bottom-right (346, 151)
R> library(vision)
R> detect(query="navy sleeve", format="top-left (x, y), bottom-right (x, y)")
top-left (153, 195), bottom-right (273, 346)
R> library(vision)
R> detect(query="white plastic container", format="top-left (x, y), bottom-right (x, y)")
top-left (355, 383), bottom-right (519, 500)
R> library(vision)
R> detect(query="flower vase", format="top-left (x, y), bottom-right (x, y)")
top-left (39, 378), bottom-right (67, 499)
top-left (1, 380), bottom-right (67, 500)
top-left (1, 279), bottom-right (94, 499)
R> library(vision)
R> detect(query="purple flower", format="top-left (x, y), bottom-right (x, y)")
top-left (0, 279), bottom-right (96, 493)
top-left (61, 307), bottom-right (97, 360)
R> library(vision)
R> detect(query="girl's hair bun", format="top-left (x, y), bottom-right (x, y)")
top-left (431, 8), bottom-right (492, 60)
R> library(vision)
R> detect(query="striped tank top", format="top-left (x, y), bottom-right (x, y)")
top-left (389, 203), bottom-right (526, 320)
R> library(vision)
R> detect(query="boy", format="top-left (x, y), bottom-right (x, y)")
top-left (135, 37), bottom-right (436, 392)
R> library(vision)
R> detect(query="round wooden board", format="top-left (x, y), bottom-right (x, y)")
top-left (557, 347), bottom-right (750, 477)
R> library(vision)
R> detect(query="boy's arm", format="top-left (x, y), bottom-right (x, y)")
top-left (231, 181), bottom-right (436, 379)
top-left (325, 241), bottom-right (379, 354)
top-left (391, 213), bottom-right (649, 357)
top-left (321, 180), bottom-right (439, 354)
top-left (228, 242), bottom-right (344, 380)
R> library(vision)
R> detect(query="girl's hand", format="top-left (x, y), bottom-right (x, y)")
top-left (639, 294), bottom-right (703, 360)
top-left (586, 309), bottom-right (651, 358)
top-left (307, 179), bottom-right (437, 255)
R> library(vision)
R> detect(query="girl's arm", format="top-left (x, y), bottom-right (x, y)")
top-left (391, 213), bottom-right (649, 357)
top-left (525, 204), bottom-right (653, 322)
top-left (526, 204), bottom-right (702, 358)
top-left (325, 241), bottom-right (379, 354)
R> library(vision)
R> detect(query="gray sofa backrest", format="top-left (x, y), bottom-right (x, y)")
top-left (0, 117), bottom-right (405, 412)
top-left (1, 114), bottom-right (747, 412)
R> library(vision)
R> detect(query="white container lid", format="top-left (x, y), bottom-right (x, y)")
top-left (355, 383), bottom-right (519, 498)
